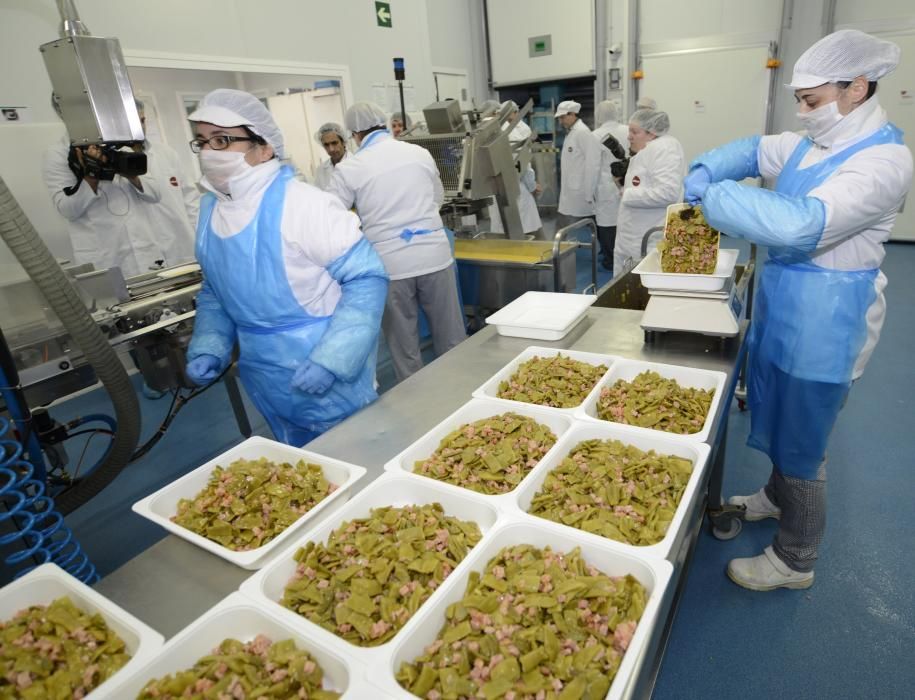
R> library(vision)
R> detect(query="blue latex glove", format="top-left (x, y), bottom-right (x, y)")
top-left (185, 354), bottom-right (221, 385)
top-left (683, 166), bottom-right (711, 205)
top-left (292, 360), bottom-right (335, 395)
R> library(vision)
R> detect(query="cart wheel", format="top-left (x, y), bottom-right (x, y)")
top-left (712, 517), bottom-right (742, 541)
top-left (737, 398), bottom-right (747, 412)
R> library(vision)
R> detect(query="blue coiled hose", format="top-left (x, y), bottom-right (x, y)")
top-left (0, 417), bottom-right (98, 583)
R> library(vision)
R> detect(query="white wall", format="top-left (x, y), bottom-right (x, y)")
top-left (639, 0), bottom-right (781, 44)
top-left (427, 0), bottom-right (489, 101)
top-left (487, 0), bottom-right (595, 86)
top-left (834, 0), bottom-right (915, 26)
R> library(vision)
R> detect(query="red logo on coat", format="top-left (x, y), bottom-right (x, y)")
top-left (631, 175), bottom-right (641, 186)
top-left (169, 176), bottom-right (179, 187)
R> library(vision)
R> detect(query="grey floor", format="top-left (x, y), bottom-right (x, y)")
top-left (10, 239), bottom-right (914, 698)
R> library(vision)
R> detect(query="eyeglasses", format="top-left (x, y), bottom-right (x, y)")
top-left (189, 135), bottom-right (256, 153)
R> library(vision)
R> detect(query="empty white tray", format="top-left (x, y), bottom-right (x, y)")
top-left (485, 291), bottom-right (597, 340)
top-left (0, 563), bottom-right (164, 699)
top-left (132, 436), bottom-right (366, 569)
top-left (634, 248), bottom-right (739, 292)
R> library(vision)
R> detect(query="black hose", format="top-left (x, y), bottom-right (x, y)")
top-left (0, 175), bottom-right (141, 514)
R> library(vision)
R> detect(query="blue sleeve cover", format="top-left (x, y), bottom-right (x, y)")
top-left (308, 237), bottom-right (389, 382)
top-left (691, 135), bottom-right (762, 182)
top-left (702, 180), bottom-right (825, 253)
top-left (187, 278), bottom-right (237, 369)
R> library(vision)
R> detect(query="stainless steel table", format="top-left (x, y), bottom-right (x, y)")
top-left (96, 307), bottom-right (748, 697)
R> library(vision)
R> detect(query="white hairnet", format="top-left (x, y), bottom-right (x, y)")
top-left (630, 109), bottom-right (670, 136)
top-left (188, 89), bottom-right (285, 158)
top-left (636, 96), bottom-right (658, 110)
top-left (595, 100), bottom-right (620, 124)
top-left (788, 29), bottom-right (900, 89)
top-left (344, 102), bottom-right (388, 133)
top-left (554, 100), bottom-right (581, 117)
top-left (314, 122), bottom-right (346, 144)
top-left (479, 99), bottom-right (500, 117)
top-left (390, 111), bottom-right (412, 128)
top-left (502, 100), bottom-right (520, 113)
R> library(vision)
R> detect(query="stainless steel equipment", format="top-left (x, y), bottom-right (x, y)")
top-left (2, 263), bottom-right (202, 406)
top-left (404, 100), bottom-right (535, 239)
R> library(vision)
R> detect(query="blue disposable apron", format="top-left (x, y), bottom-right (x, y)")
top-left (196, 165), bottom-right (376, 446)
top-left (747, 123), bottom-right (903, 478)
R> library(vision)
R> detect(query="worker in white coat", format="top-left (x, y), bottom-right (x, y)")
top-left (135, 101), bottom-right (198, 265)
top-left (683, 30), bottom-right (913, 591)
top-left (636, 96), bottom-right (658, 111)
top-left (389, 112), bottom-right (411, 138)
top-left (43, 98), bottom-right (165, 278)
top-left (592, 100), bottom-right (630, 270)
top-left (328, 102), bottom-right (466, 383)
top-left (488, 100), bottom-right (542, 236)
top-left (313, 122), bottom-right (349, 190)
top-left (614, 109), bottom-right (685, 273)
top-left (556, 100), bottom-right (601, 234)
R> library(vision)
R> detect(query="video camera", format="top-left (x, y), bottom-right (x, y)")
top-left (601, 133), bottom-right (630, 183)
top-left (74, 144), bottom-right (147, 180)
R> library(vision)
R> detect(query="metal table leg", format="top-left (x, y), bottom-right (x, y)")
top-left (223, 366), bottom-right (251, 438)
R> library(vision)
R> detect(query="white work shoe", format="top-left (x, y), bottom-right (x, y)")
top-left (728, 487), bottom-right (780, 521)
top-left (727, 546), bottom-right (814, 591)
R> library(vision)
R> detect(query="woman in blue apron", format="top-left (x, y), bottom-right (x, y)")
top-left (183, 89), bottom-right (388, 446)
top-left (682, 30), bottom-right (913, 591)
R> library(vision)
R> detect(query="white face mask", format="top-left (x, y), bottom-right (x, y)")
top-left (198, 150), bottom-right (251, 193)
top-left (796, 100), bottom-right (844, 143)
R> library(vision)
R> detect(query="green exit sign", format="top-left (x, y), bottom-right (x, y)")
top-left (375, 1), bottom-right (392, 28)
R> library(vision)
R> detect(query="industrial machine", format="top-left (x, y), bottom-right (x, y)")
top-left (402, 100), bottom-right (595, 315)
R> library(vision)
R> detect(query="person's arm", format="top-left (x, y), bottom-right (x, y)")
top-left (326, 167), bottom-right (356, 209)
top-left (690, 136), bottom-right (762, 182)
top-left (520, 166), bottom-right (537, 193)
top-left (307, 237), bottom-right (388, 382)
top-left (424, 151), bottom-right (445, 206)
top-left (584, 135), bottom-right (601, 203)
top-left (42, 146), bottom-right (98, 221)
top-left (186, 278), bottom-right (236, 370)
top-left (621, 144), bottom-right (683, 208)
top-left (126, 171), bottom-right (161, 203)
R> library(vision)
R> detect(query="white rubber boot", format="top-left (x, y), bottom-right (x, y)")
top-left (727, 546), bottom-right (814, 591)
top-left (728, 487), bottom-right (780, 521)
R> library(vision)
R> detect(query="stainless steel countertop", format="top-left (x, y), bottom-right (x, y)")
top-left (96, 307), bottom-right (746, 640)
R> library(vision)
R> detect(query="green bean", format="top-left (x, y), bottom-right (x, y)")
top-left (281, 504), bottom-right (482, 647)
top-left (658, 206), bottom-right (719, 274)
top-left (413, 413), bottom-right (557, 495)
top-left (396, 544), bottom-right (646, 699)
top-left (528, 438), bottom-right (694, 546)
top-left (498, 355), bottom-right (608, 409)
top-left (596, 370), bottom-right (713, 434)
top-left (136, 636), bottom-right (339, 699)
top-left (0, 596), bottom-right (130, 700)
top-left (173, 457), bottom-right (336, 551)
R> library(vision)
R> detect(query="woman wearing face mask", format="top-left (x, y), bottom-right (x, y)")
top-left (183, 89), bottom-right (388, 446)
top-left (683, 30), bottom-right (913, 591)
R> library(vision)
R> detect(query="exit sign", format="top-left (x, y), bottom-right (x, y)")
top-left (375, 1), bottom-right (392, 28)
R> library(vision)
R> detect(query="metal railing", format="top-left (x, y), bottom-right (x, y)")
top-left (552, 218), bottom-right (598, 294)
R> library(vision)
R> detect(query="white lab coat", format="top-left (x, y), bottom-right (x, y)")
top-left (200, 159), bottom-right (364, 316)
top-left (313, 150), bottom-right (350, 190)
top-left (327, 131), bottom-right (452, 281)
top-left (614, 134), bottom-right (686, 272)
top-left (558, 119), bottom-right (601, 217)
top-left (591, 120), bottom-right (629, 226)
top-left (488, 165), bottom-right (542, 234)
top-left (42, 136), bottom-right (165, 278)
top-left (756, 97), bottom-right (913, 377)
top-left (140, 139), bottom-right (198, 264)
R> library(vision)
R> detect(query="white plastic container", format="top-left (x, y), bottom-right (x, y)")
top-left (0, 563), bottom-right (164, 699)
top-left (484, 291), bottom-right (597, 341)
top-left (509, 421), bottom-right (711, 561)
top-left (239, 474), bottom-right (501, 666)
top-left (578, 358), bottom-right (727, 444)
top-left (383, 398), bottom-right (574, 505)
top-left (106, 592), bottom-right (359, 698)
top-left (473, 345), bottom-right (618, 412)
top-left (370, 521), bottom-right (673, 700)
top-left (633, 248), bottom-right (739, 293)
top-left (132, 436), bottom-right (366, 569)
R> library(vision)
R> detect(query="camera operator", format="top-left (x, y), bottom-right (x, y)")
top-left (42, 96), bottom-right (165, 279)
